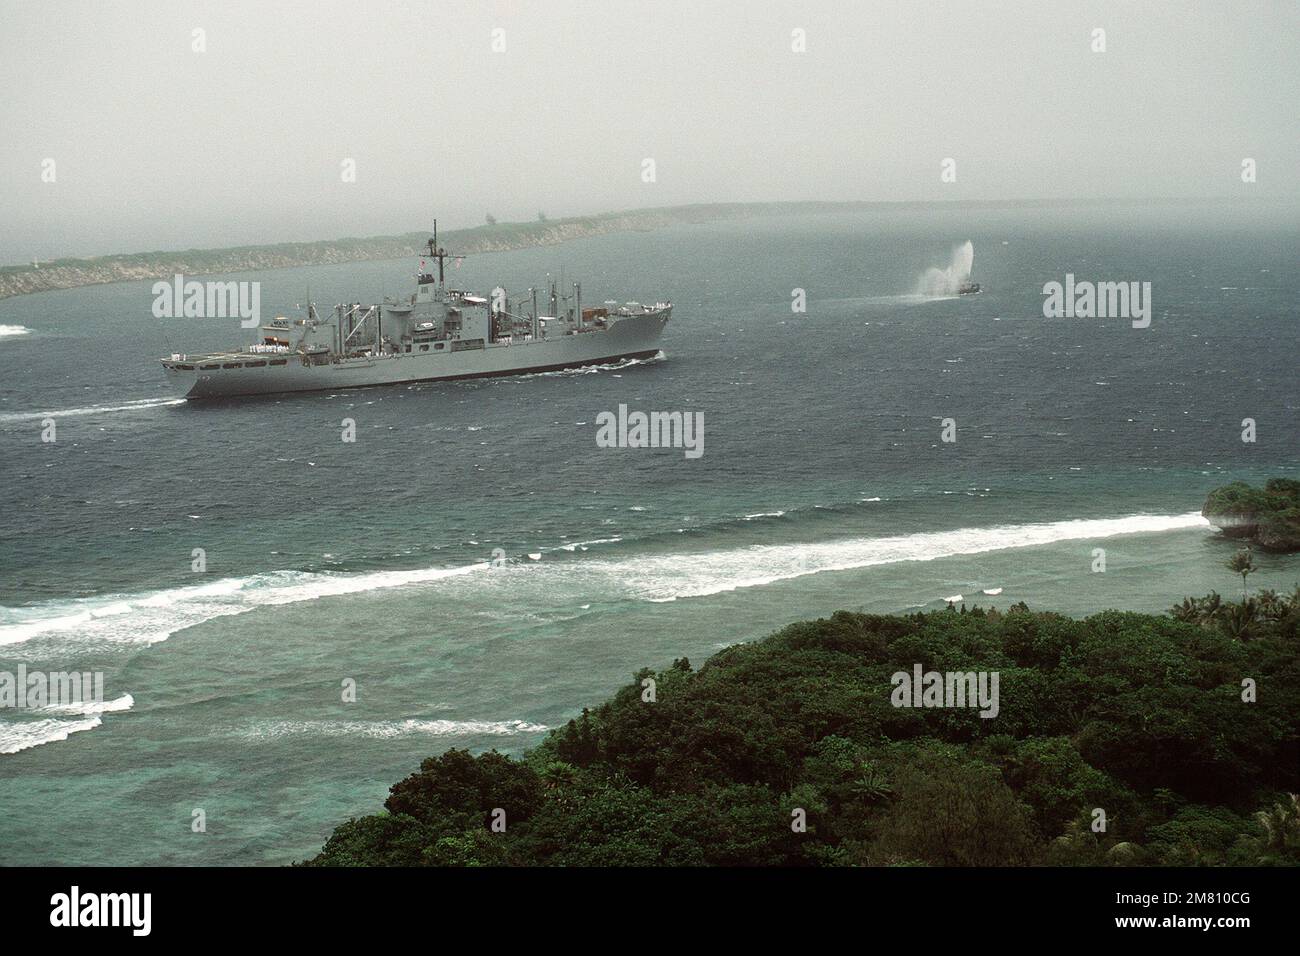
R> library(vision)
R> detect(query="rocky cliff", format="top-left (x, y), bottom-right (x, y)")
top-left (1203, 478), bottom-right (1300, 552)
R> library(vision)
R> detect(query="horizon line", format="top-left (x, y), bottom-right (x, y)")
top-left (5, 194), bottom-right (1295, 273)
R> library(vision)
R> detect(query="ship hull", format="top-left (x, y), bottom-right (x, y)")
top-left (164, 309), bottom-right (670, 399)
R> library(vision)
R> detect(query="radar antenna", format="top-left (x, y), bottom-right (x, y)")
top-left (425, 219), bottom-right (467, 287)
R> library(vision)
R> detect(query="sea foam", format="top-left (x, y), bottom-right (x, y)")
top-left (0, 513), bottom-right (1209, 648)
top-left (0, 397), bottom-right (185, 423)
top-left (0, 716), bottom-right (103, 755)
top-left (591, 511), bottom-right (1210, 602)
top-left (0, 563), bottom-right (488, 649)
top-left (0, 694), bottom-right (137, 755)
top-left (239, 718), bottom-right (547, 741)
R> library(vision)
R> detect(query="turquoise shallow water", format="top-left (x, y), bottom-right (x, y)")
top-left (0, 203), bottom-right (1297, 865)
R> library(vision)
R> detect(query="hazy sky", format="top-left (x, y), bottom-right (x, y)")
top-left (2, 0), bottom-right (1296, 262)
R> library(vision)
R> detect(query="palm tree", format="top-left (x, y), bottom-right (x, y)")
top-left (538, 760), bottom-right (578, 792)
top-left (1218, 599), bottom-right (1258, 641)
top-left (1226, 547), bottom-right (1256, 600)
top-left (1171, 596), bottom-right (1202, 623)
top-left (1170, 591), bottom-right (1222, 626)
top-left (1203, 591), bottom-right (1223, 621)
top-left (850, 762), bottom-right (893, 803)
top-left (1254, 793), bottom-right (1300, 859)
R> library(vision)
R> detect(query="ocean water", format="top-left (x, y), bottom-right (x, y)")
top-left (0, 203), bottom-right (1297, 865)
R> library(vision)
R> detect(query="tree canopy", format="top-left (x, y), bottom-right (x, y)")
top-left (305, 595), bottom-right (1299, 867)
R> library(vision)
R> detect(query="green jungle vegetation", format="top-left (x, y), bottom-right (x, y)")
top-left (305, 585), bottom-right (1300, 867)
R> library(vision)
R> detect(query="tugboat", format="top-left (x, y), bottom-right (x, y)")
top-left (958, 248), bottom-right (981, 295)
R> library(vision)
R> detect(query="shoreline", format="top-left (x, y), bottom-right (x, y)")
top-left (0, 196), bottom-right (1280, 302)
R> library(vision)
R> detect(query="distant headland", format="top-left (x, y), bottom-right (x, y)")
top-left (0, 202), bottom-right (825, 301)
top-left (0, 197), bottom-right (1245, 302)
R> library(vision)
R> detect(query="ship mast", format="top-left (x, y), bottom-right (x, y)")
top-left (426, 219), bottom-right (457, 288)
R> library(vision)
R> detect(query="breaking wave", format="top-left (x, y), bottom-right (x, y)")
top-left (0, 716), bottom-right (104, 755)
top-left (42, 693), bottom-right (136, 717)
top-left (0, 512), bottom-right (1209, 649)
top-left (586, 511), bottom-right (1209, 602)
top-left (0, 563), bottom-right (489, 649)
top-left (0, 694), bottom-right (136, 756)
top-left (240, 718), bottom-right (547, 741)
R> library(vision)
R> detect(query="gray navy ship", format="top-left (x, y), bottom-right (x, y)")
top-left (161, 223), bottom-right (672, 399)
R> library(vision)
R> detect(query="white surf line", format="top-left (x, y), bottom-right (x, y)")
top-left (0, 513), bottom-right (1210, 647)
top-left (0, 694), bottom-right (139, 757)
top-left (0, 562), bottom-right (492, 648)
top-left (612, 512), bottom-right (1212, 602)
top-left (238, 717), bottom-right (549, 742)
top-left (0, 716), bottom-right (104, 755)
top-left (41, 693), bottom-right (136, 717)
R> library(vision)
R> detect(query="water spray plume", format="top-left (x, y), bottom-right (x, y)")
top-left (917, 241), bottom-right (975, 296)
